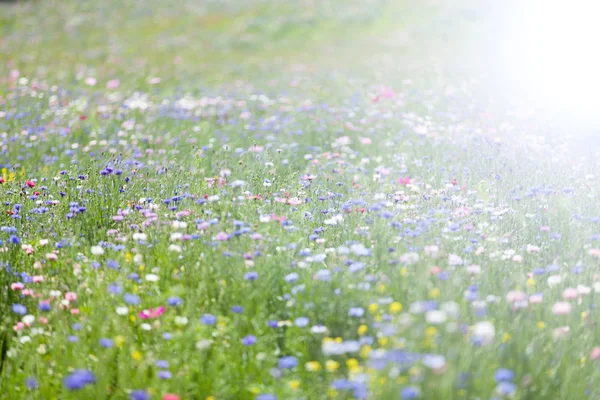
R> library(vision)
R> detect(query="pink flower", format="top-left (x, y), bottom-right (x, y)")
top-left (106, 79), bottom-right (120, 89)
top-left (22, 289), bottom-right (34, 296)
top-left (529, 293), bottom-right (543, 304)
top-left (359, 137), bottom-right (372, 145)
top-left (70, 309), bottom-right (80, 315)
top-left (65, 292), bottom-right (77, 301)
top-left (215, 232), bottom-right (230, 241)
top-left (11, 283), bottom-right (24, 291)
top-left (26, 180), bottom-right (35, 188)
top-left (398, 177), bottom-right (412, 185)
top-left (591, 347), bottom-right (600, 360)
top-left (139, 306), bottom-right (166, 319)
top-left (163, 394), bottom-right (180, 400)
top-left (552, 302), bottom-right (572, 315)
top-left (13, 322), bottom-right (25, 331)
top-left (38, 317), bottom-right (48, 324)
top-left (506, 290), bottom-right (526, 303)
top-left (562, 288), bottom-right (578, 300)
top-left (287, 198), bottom-right (303, 206)
top-left (32, 276), bottom-right (44, 283)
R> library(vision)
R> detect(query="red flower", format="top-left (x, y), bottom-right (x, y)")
top-left (33, 191), bottom-right (40, 196)
top-left (26, 180), bottom-right (35, 188)
top-left (0, 178), bottom-right (4, 184)
top-left (80, 115), bottom-right (87, 121)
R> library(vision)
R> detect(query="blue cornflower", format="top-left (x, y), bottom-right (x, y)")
top-left (38, 302), bottom-right (51, 312)
top-left (12, 304), bottom-right (26, 315)
top-left (130, 390), bottom-right (150, 400)
top-left (155, 360), bottom-right (169, 369)
top-left (241, 335), bottom-right (257, 346)
top-left (231, 305), bottom-right (244, 313)
top-left (200, 314), bottom-right (217, 325)
top-left (123, 293), bottom-right (141, 305)
top-left (25, 377), bottom-right (38, 389)
top-left (63, 370), bottom-right (96, 390)
top-left (401, 386), bottom-right (421, 399)
top-left (278, 356), bottom-right (298, 369)
top-left (495, 368), bottom-right (514, 383)
top-left (294, 317), bottom-right (309, 327)
top-left (99, 338), bottom-right (114, 348)
top-left (158, 370), bottom-right (171, 379)
top-left (167, 297), bottom-right (183, 306)
top-left (256, 395), bottom-right (277, 400)
top-left (496, 382), bottom-right (516, 396)
top-left (348, 307), bottom-right (364, 317)
top-left (244, 271), bottom-right (258, 281)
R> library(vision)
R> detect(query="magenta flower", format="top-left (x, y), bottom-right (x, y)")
top-left (139, 306), bottom-right (166, 319)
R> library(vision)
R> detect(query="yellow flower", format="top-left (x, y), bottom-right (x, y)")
top-left (527, 278), bottom-right (535, 286)
top-left (537, 321), bottom-right (546, 329)
top-left (249, 386), bottom-right (260, 394)
top-left (289, 380), bottom-right (300, 389)
top-left (582, 311), bottom-right (588, 321)
top-left (377, 283), bottom-right (386, 293)
top-left (115, 335), bottom-right (125, 347)
top-left (389, 302), bottom-right (403, 314)
top-left (325, 360), bottom-right (340, 372)
top-left (131, 350), bottom-right (143, 361)
top-left (334, 337), bottom-right (343, 343)
top-left (378, 337), bottom-right (389, 346)
top-left (501, 333), bottom-right (512, 343)
top-left (368, 303), bottom-right (379, 313)
top-left (125, 253), bottom-right (133, 263)
top-left (139, 265), bottom-right (145, 271)
top-left (357, 324), bottom-right (368, 336)
top-left (425, 327), bottom-right (437, 338)
top-left (305, 361), bottom-right (321, 371)
top-left (346, 358), bottom-right (359, 370)
top-left (400, 267), bottom-right (408, 277)
top-left (328, 388), bottom-right (337, 398)
top-left (360, 345), bottom-right (372, 359)
top-left (581, 357), bottom-right (586, 365)
top-left (129, 315), bottom-right (136, 323)
top-left (429, 288), bottom-right (440, 299)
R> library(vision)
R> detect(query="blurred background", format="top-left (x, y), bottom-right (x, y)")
top-left (1, 0), bottom-right (598, 145)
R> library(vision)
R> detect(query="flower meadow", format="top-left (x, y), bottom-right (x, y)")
top-left (3, 1), bottom-right (600, 400)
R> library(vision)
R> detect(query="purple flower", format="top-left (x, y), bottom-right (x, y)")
top-left (294, 317), bottom-right (309, 327)
top-left (278, 356), bottom-right (298, 369)
top-left (200, 314), bottom-right (217, 325)
top-left (256, 395), bottom-right (277, 400)
top-left (167, 297), bottom-right (183, 306)
top-left (63, 370), bottom-right (96, 390)
top-left (495, 369), bottom-right (514, 383)
top-left (401, 386), bottom-right (420, 399)
top-left (155, 360), bottom-right (169, 369)
top-left (244, 271), bottom-right (258, 281)
top-left (242, 335), bottom-right (257, 346)
top-left (130, 390), bottom-right (150, 400)
top-left (99, 338), bottom-right (114, 348)
top-left (231, 305), bottom-right (244, 313)
top-left (158, 370), bottom-right (172, 379)
top-left (25, 377), bottom-right (38, 389)
top-left (12, 304), bottom-right (26, 315)
top-left (124, 293), bottom-right (140, 305)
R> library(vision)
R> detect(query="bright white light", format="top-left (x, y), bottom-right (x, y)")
top-left (513, 1), bottom-right (600, 124)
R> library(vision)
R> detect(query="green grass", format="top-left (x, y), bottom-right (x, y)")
top-left (1, 1), bottom-right (600, 399)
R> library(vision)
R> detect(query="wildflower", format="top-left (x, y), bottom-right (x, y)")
top-left (63, 370), bottom-right (96, 390)
top-left (99, 338), bottom-right (114, 348)
top-left (130, 390), bottom-right (151, 400)
top-left (12, 304), bottom-right (27, 315)
top-left (200, 314), bottom-right (217, 325)
top-left (139, 306), bottom-right (165, 319)
top-left (552, 302), bottom-right (572, 315)
top-left (278, 356), bottom-right (299, 369)
top-left (242, 335), bottom-right (257, 346)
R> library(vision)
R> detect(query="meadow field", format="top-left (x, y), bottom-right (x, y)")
top-left (2, 1), bottom-right (600, 399)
